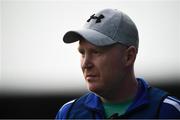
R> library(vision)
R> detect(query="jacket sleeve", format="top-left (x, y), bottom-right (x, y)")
top-left (55, 100), bottom-right (75, 119)
top-left (159, 96), bottom-right (180, 118)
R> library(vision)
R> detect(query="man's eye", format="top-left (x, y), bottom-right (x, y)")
top-left (93, 50), bottom-right (100, 54)
top-left (79, 50), bottom-right (85, 56)
top-left (79, 51), bottom-right (84, 55)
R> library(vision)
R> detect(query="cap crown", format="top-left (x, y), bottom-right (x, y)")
top-left (84, 9), bottom-right (139, 48)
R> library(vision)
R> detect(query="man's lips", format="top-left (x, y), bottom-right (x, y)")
top-left (85, 75), bottom-right (98, 81)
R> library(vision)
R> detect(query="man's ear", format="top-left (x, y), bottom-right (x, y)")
top-left (124, 46), bottom-right (137, 66)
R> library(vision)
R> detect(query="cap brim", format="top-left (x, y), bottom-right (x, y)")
top-left (63, 29), bottom-right (116, 46)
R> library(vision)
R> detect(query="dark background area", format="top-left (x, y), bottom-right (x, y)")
top-left (0, 83), bottom-right (179, 119)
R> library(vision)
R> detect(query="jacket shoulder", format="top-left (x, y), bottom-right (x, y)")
top-left (159, 96), bottom-right (180, 118)
top-left (55, 99), bottom-right (75, 119)
top-left (55, 93), bottom-right (92, 119)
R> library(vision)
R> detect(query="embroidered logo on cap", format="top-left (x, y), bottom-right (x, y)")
top-left (87, 14), bottom-right (104, 23)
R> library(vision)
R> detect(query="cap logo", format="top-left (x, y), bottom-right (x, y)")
top-left (87, 14), bottom-right (104, 23)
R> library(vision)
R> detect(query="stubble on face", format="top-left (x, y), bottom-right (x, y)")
top-left (78, 40), bottom-right (128, 96)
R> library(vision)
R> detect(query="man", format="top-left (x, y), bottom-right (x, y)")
top-left (56, 9), bottom-right (180, 119)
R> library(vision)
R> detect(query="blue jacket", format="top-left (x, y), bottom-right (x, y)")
top-left (56, 78), bottom-right (180, 119)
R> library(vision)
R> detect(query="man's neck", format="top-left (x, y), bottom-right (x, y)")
top-left (101, 73), bottom-right (138, 103)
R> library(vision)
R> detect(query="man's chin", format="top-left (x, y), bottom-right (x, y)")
top-left (87, 84), bottom-right (104, 96)
top-left (88, 84), bottom-right (98, 92)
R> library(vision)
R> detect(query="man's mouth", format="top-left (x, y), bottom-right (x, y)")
top-left (85, 75), bottom-right (97, 81)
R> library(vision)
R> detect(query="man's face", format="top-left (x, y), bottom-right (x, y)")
top-left (78, 40), bottom-right (128, 96)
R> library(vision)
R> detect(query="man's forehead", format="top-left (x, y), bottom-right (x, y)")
top-left (78, 39), bottom-right (113, 50)
top-left (79, 39), bottom-right (97, 48)
top-left (78, 39), bottom-right (126, 50)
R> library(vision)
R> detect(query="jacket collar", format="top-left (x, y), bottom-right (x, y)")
top-left (83, 78), bottom-right (150, 113)
top-left (127, 78), bottom-right (150, 112)
top-left (84, 92), bottom-right (103, 111)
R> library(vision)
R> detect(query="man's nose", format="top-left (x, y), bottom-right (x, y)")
top-left (81, 55), bottom-right (93, 69)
